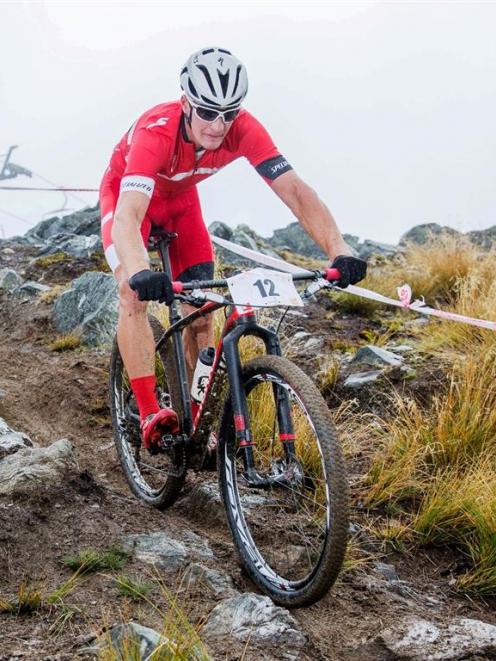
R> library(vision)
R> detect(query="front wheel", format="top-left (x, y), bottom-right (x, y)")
top-left (218, 355), bottom-right (349, 607)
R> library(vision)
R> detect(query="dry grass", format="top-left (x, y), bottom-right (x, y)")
top-left (48, 333), bottom-right (82, 352)
top-left (361, 240), bottom-right (496, 595)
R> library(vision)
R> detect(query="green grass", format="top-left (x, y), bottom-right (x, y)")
top-left (62, 546), bottom-right (129, 573)
top-left (114, 574), bottom-right (154, 601)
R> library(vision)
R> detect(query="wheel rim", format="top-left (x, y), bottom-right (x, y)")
top-left (223, 373), bottom-right (332, 591)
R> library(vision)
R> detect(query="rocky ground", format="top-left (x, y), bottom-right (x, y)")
top-left (0, 239), bottom-right (495, 660)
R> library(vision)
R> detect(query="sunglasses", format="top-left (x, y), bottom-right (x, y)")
top-left (189, 100), bottom-right (240, 124)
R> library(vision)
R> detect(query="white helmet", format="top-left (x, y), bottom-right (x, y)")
top-left (180, 47), bottom-right (248, 110)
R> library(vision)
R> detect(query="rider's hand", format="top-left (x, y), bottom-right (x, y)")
top-left (330, 255), bottom-right (367, 288)
top-left (128, 269), bottom-right (174, 303)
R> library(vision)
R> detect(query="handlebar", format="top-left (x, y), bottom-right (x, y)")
top-left (171, 267), bottom-right (341, 294)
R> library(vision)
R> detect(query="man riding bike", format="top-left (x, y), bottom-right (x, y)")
top-left (99, 46), bottom-right (367, 451)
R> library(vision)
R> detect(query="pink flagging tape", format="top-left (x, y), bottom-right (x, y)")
top-left (347, 283), bottom-right (496, 331)
top-left (210, 236), bottom-right (496, 333)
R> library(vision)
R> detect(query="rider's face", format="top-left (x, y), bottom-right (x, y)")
top-left (181, 96), bottom-right (235, 150)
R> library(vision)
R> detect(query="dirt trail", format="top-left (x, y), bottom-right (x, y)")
top-left (0, 263), bottom-right (495, 659)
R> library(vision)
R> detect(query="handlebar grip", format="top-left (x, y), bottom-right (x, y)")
top-left (324, 267), bottom-right (341, 282)
top-left (172, 281), bottom-right (184, 294)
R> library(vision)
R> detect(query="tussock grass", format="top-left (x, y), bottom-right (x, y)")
top-left (114, 574), bottom-right (154, 602)
top-left (39, 283), bottom-right (68, 304)
top-left (366, 332), bottom-right (496, 593)
top-left (48, 333), bottom-right (81, 352)
top-left (62, 546), bottom-right (129, 573)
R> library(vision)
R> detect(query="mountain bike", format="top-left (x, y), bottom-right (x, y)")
top-left (109, 229), bottom-right (349, 607)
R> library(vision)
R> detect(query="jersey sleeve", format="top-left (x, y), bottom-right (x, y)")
top-left (236, 111), bottom-right (293, 185)
top-left (120, 121), bottom-right (172, 198)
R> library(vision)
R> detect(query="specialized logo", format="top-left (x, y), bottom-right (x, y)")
top-left (120, 175), bottom-right (155, 198)
top-left (146, 117), bottom-right (169, 130)
top-left (255, 155), bottom-right (292, 181)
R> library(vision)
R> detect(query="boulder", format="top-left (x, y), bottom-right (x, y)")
top-left (203, 593), bottom-right (306, 648)
top-left (400, 223), bottom-right (460, 246)
top-left (0, 439), bottom-right (78, 495)
top-left (343, 370), bottom-right (383, 389)
top-left (266, 222), bottom-right (327, 260)
top-left (184, 563), bottom-right (237, 598)
top-left (79, 621), bottom-right (209, 659)
top-left (24, 205), bottom-right (100, 243)
top-left (0, 268), bottom-right (23, 292)
top-left (352, 345), bottom-right (403, 368)
top-left (53, 271), bottom-right (118, 346)
top-left (13, 281), bottom-right (51, 298)
top-left (37, 233), bottom-right (102, 258)
top-left (208, 221), bottom-right (233, 241)
top-left (0, 416), bottom-right (34, 459)
top-left (122, 530), bottom-right (213, 571)
top-left (376, 616), bottom-right (496, 660)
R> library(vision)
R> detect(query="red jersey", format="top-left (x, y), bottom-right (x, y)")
top-left (105, 100), bottom-right (292, 200)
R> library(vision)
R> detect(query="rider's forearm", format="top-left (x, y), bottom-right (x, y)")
top-left (112, 210), bottom-right (150, 276)
top-left (287, 183), bottom-right (352, 261)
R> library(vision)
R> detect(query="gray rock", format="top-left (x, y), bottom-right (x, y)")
top-left (13, 281), bottom-right (51, 297)
top-left (0, 431), bottom-right (34, 459)
top-left (304, 336), bottom-right (324, 351)
top-left (352, 345), bottom-right (403, 368)
top-left (184, 563), bottom-right (237, 597)
top-left (208, 221), bottom-right (233, 241)
top-left (375, 562), bottom-right (399, 583)
top-left (343, 370), bottom-right (383, 389)
top-left (38, 233), bottom-right (102, 258)
top-left (266, 222), bottom-right (327, 260)
top-left (399, 223), bottom-right (460, 246)
top-left (377, 617), bottom-right (496, 660)
top-left (78, 621), bottom-right (206, 659)
top-left (53, 271), bottom-right (118, 346)
top-left (122, 531), bottom-right (213, 571)
top-left (357, 239), bottom-right (398, 259)
top-left (24, 205), bottom-right (100, 243)
top-left (231, 228), bottom-right (258, 251)
top-left (388, 344), bottom-right (415, 353)
top-left (0, 439), bottom-right (77, 495)
top-left (178, 483), bottom-right (224, 524)
top-left (203, 593), bottom-right (306, 648)
top-left (0, 268), bottom-right (23, 292)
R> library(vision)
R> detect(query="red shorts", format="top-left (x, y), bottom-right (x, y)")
top-left (99, 172), bottom-right (214, 280)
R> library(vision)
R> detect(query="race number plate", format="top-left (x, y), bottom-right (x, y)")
top-left (226, 268), bottom-right (303, 308)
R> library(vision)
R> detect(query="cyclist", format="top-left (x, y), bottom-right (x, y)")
top-left (99, 46), bottom-right (367, 450)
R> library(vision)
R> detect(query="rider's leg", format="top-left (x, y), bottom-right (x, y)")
top-left (115, 265), bottom-right (160, 419)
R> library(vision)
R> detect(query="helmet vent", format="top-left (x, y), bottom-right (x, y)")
top-left (196, 64), bottom-right (217, 96)
top-left (188, 79), bottom-right (199, 98)
top-left (232, 65), bottom-right (242, 97)
top-left (218, 70), bottom-right (230, 97)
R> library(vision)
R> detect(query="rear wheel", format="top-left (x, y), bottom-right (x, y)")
top-left (218, 355), bottom-right (349, 607)
top-left (109, 315), bottom-right (186, 509)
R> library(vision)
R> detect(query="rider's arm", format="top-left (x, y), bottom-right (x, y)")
top-left (112, 190), bottom-right (150, 276)
top-left (270, 170), bottom-right (352, 261)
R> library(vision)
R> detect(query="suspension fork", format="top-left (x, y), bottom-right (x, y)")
top-left (223, 322), bottom-right (296, 482)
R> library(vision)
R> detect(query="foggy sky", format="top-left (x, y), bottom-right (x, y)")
top-left (1, 1), bottom-right (495, 244)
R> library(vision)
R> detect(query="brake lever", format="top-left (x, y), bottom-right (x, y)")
top-left (301, 278), bottom-right (333, 301)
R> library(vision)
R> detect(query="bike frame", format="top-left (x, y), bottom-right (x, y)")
top-left (152, 232), bottom-right (297, 477)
